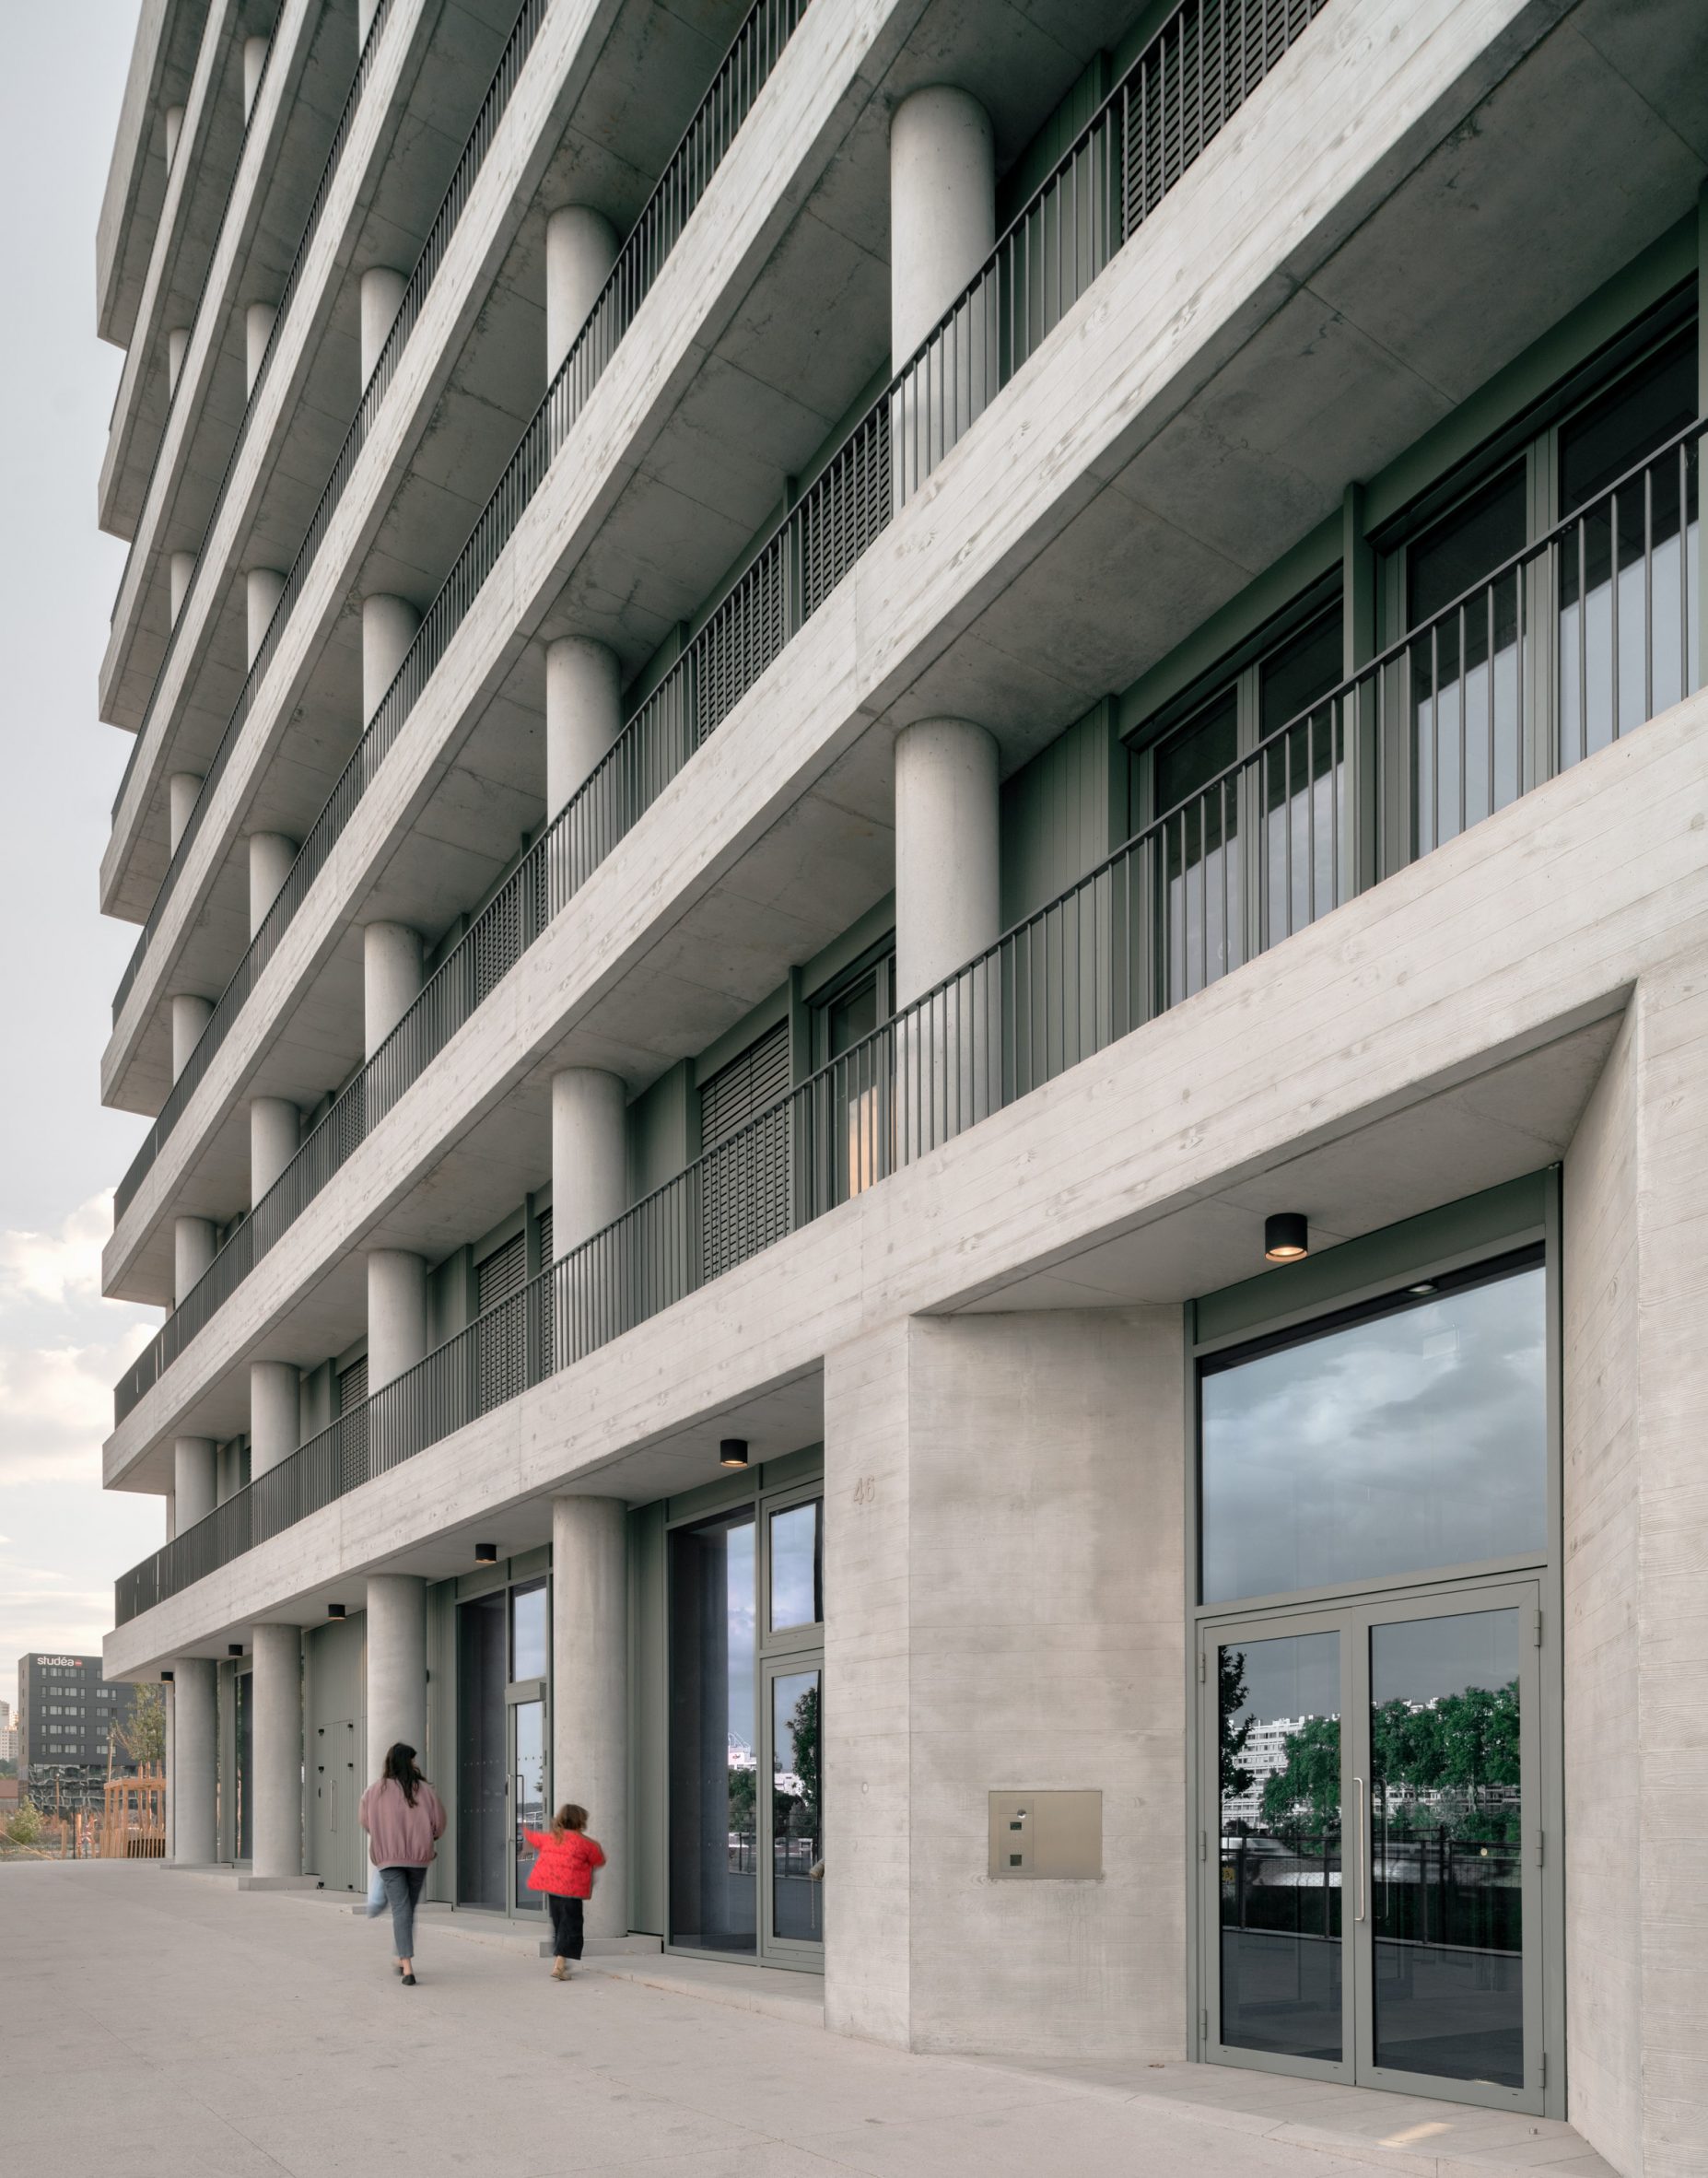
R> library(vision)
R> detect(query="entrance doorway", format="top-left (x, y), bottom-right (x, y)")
top-left (310, 1717), bottom-right (360, 1890)
top-left (457, 1577), bottom-right (549, 1915)
top-left (1199, 1582), bottom-right (1542, 2111)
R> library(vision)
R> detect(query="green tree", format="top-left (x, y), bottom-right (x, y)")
top-left (116, 1685), bottom-right (166, 1768)
top-left (1261, 1716), bottom-right (1342, 1839)
top-left (6, 1800), bottom-right (44, 1848)
top-left (1219, 1649), bottom-right (1255, 1803)
top-left (1371, 1680), bottom-right (1520, 1840)
top-left (727, 1762), bottom-right (756, 1837)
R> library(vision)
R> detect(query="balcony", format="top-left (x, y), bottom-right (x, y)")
top-left (114, 415), bottom-right (1702, 1621)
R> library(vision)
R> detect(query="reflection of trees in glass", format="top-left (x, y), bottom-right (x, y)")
top-left (728, 1763), bottom-right (755, 1836)
top-left (1372, 1680), bottom-right (1520, 1840)
top-left (774, 1686), bottom-right (820, 1844)
top-left (1219, 1650), bottom-right (1255, 1801)
top-left (1261, 1715), bottom-right (1341, 1837)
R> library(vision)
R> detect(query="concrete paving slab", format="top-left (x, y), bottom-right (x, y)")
top-left (0, 1865), bottom-right (1615, 2178)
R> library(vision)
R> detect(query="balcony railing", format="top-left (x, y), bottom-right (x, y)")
top-left (113, 419), bottom-right (1702, 1621)
top-left (110, 2), bottom-right (399, 823)
top-left (112, 0), bottom-right (1331, 1418)
top-left (111, 0), bottom-right (811, 1222)
top-left (111, 0), bottom-right (542, 1032)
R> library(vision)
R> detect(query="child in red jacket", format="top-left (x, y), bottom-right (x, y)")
top-left (523, 1803), bottom-right (606, 1979)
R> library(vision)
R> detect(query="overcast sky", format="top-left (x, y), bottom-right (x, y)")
top-left (0, 6), bottom-right (161, 1716)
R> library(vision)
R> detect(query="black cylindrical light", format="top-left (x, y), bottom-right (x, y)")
top-left (1264, 1212), bottom-right (1309, 1263)
top-left (228, 1643), bottom-right (245, 1657)
top-left (719, 1437), bottom-right (750, 1470)
top-left (327, 1602), bottom-right (346, 1620)
top-left (159, 1670), bottom-right (174, 1683)
top-left (474, 1542), bottom-right (499, 1566)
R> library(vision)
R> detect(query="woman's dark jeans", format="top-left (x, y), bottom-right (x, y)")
top-left (380, 1865), bottom-right (427, 1959)
top-left (547, 1893), bottom-right (585, 1960)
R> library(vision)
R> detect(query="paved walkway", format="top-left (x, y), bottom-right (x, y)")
top-left (1, 1865), bottom-right (1614, 2178)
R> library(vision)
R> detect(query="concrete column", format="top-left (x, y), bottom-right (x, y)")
top-left (245, 567), bottom-right (285, 664)
top-left (244, 301), bottom-right (277, 396)
top-left (249, 1097), bottom-right (299, 1200)
top-left (893, 718), bottom-right (1000, 1005)
top-left (250, 1624), bottom-right (302, 1882)
top-left (170, 992), bottom-right (212, 1078)
top-left (551, 1070), bottom-right (627, 1253)
top-left (174, 1437), bottom-right (217, 1530)
top-left (367, 1251), bottom-right (427, 1390)
top-left (358, 0), bottom-right (384, 46)
top-left (366, 1575), bottom-right (427, 1786)
top-left (166, 325), bottom-right (190, 395)
top-left (249, 1360), bottom-right (300, 1479)
top-left (551, 1497), bottom-right (628, 1937)
top-left (363, 922), bottom-right (423, 1058)
top-left (168, 771), bottom-right (203, 851)
top-left (164, 105), bottom-right (184, 170)
top-left (361, 592), bottom-right (418, 720)
top-left (823, 1309), bottom-right (1185, 2059)
top-left (247, 831), bottom-right (296, 937)
top-left (173, 1216), bottom-right (216, 1305)
top-left (164, 1488), bottom-right (176, 1542)
top-left (242, 34), bottom-right (269, 118)
top-left (545, 637), bottom-right (623, 820)
top-left (171, 1657), bottom-right (217, 1863)
top-left (889, 87), bottom-right (995, 367)
top-left (169, 548), bottom-right (195, 622)
top-left (545, 205), bottom-right (618, 379)
top-left (359, 266), bottom-right (406, 385)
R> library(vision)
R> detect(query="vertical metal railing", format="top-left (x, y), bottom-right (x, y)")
top-left (114, 421), bottom-right (1701, 1615)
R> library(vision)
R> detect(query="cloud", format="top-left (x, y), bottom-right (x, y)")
top-left (0, 1191), bottom-right (114, 1308)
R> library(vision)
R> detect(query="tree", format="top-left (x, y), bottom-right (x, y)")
top-left (726, 1762), bottom-right (756, 1838)
top-left (116, 1685), bottom-right (166, 1769)
top-left (1372, 1680), bottom-right (1520, 1840)
top-left (5, 1800), bottom-right (43, 1848)
top-left (1261, 1716), bottom-right (1342, 1839)
top-left (1219, 1649), bottom-right (1255, 1802)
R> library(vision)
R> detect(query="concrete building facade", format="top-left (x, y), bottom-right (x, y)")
top-left (93, 2), bottom-right (1707, 2170)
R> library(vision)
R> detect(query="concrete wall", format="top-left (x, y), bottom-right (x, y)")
top-left (825, 1309), bottom-right (1186, 2060)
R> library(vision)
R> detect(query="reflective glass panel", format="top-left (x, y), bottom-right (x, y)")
top-left (511, 1698), bottom-right (546, 1915)
top-left (1259, 608), bottom-right (1347, 946)
top-left (769, 1502), bottom-right (822, 1630)
top-left (1157, 688), bottom-right (1242, 1004)
top-left (510, 1580), bottom-right (547, 1681)
top-left (1200, 1260), bottom-right (1546, 1604)
top-left (456, 1591), bottom-right (507, 1908)
top-left (1370, 1610), bottom-right (1523, 2087)
top-left (669, 1511), bottom-right (757, 1952)
top-left (772, 1669), bottom-right (823, 1943)
top-left (1219, 1631), bottom-right (1341, 2060)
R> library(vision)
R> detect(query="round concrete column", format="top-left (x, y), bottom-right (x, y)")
top-left (245, 567), bottom-right (285, 665)
top-left (244, 302), bottom-right (277, 396)
top-left (361, 592), bottom-right (419, 720)
top-left (363, 921), bottom-right (423, 1058)
top-left (165, 104), bottom-right (185, 169)
top-left (545, 205), bottom-right (618, 379)
top-left (170, 992), bottom-right (212, 1078)
top-left (173, 1216), bottom-right (216, 1305)
top-left (171, 1657), bottom-right (217, 1863)
top-left (166, 326), bottom-right (190, 395)
top-left (894, 717), bottom-right (1000, 1004)
top-left (551, 1070), bottom-right (627, 1253)
top-left (168, 771), bottom-right (203, 851)
top-left (367, 1251), bottom-right (427, 1390)
top-left (250, 1361), bottom-right (300, 1479)
top-left (164, 1489), bottom-right (176, 1542)
top-left (551, 1496), bottom-right (628, 1938)
top-left (243, 34), bottom-right (269, 117)
top-left (247, 830), bottom-right (297, 936)
top-left (359, 266), bottom-right (406, 385)
top-left (545, 637), bottom-right (623, 820)
top-left (169, 548), bottom-right (195, 622)
top-left (249, 1097), bottom-right (299, 1200)
top-left (250, 1624), bottom-right (302, 1881)
top-left (366, 1575), bottom-right (427, 1785)
top-left (889, 87), bottom-right (995, 367)
top-left (174, 1437), bottom-right (217, 1530)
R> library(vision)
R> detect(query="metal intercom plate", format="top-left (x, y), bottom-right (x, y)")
top-left (988, 1789), bottom-right (1103, 1879)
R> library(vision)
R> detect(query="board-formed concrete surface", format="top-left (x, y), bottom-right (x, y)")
top-left (1, 1864), bottom-right (1613, 2177)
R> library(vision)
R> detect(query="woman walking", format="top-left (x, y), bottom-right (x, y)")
top-left (521, 1802), bottom-right (605, 1978)
top-left (358, 1742), bottom-right (446, 1986)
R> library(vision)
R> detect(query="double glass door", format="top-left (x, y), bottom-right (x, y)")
top-left (1200, 1583), bottom-right (1542, 2112)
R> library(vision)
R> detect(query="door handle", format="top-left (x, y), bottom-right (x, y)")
top-left (1352, 1775), bottom-right (1368, 1923)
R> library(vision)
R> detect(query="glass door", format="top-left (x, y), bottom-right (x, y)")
top-left (762, 1659), bottom-right (823, 1960)
top-left (1202, 1581), bottom-right (1543, 2111)
top-left (508, 1689), bottom-right (547, 1915)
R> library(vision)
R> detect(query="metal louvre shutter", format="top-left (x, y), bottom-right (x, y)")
top-left (335, 1359), bottom-right (368, 1495)
top-left (536, 1207), bottom-right (553, 1268)
top-left (699, 1021), bottom-right (792, 1282)
top-left (476, 1233), bottom-right (527, 1411)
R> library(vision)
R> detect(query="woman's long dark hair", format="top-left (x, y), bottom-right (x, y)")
top-left (383, 1741), bottom-right (426, 1807)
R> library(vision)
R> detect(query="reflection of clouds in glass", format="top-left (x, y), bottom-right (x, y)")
top-left (1371, 1607), bottom-right (1518, 1708)
top-left (769, 1504), bottom-right (818, 1630)
top-left (1202, 1267), bottom-right (1545, 1603)
top-left (727, 1520), bottom-right (756, 1754)
top-left (1234, 1631), bottom-right (1340, 1726)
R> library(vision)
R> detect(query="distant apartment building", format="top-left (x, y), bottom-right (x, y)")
top-left (92, 4), bottom-right (1706, 2172)
top-left (0, 1698), bottom-right (17, 1765)
top-left (16, 1657), bottom-right (139, 1787)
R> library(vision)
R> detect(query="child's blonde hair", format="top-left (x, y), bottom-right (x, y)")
top-left (553, 1802), bottom-right (588, 1836)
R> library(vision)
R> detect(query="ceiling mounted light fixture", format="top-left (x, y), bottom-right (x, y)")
top-left (719, 1437), bottom-right (750, 1470)
top-left (228, 1644), bottom-right (245, 1657)
top-left (1264, 1212), bottom-right (1309, 1263)
top-left (327, 1602), bottom-right (346, 1620)
top-left (1408, 1282), bottom-right (1438, 1296)
top-left (159, 1670), bottom-right (174, 1683)
top-left (474, 1542), bottom-right (499, 1566)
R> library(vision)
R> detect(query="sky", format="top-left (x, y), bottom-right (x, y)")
top-left (0, 6), bottom-right (163, 1716)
